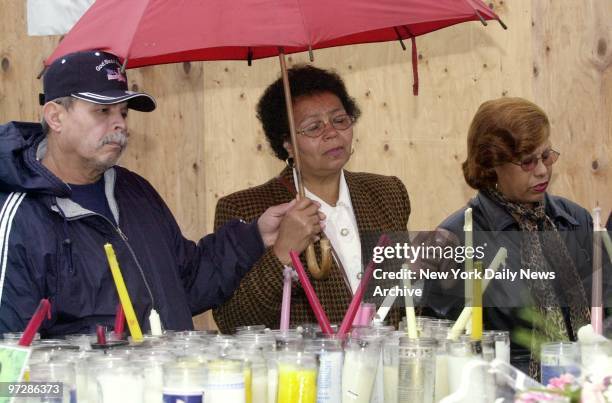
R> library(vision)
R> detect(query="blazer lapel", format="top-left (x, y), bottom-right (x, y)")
top-left (344, 171), bottom-right (389, 234)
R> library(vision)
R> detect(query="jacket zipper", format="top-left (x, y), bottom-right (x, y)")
top-left (64, 212), bottom-right (158, 317)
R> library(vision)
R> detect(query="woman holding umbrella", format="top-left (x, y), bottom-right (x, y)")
top-left (423, 97), bottom-right (605, 379)
top-left (213, 65), bottom-right (411, 333)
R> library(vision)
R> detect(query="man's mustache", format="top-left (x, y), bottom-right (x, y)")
top-left (99, 131), bottom-right (128, 149)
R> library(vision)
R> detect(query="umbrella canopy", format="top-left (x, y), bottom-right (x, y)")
top-left (46, 0), bottom-right (502, 68)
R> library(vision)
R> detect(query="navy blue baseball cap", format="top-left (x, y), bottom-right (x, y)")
top-left (40, 50), bottom-right (156, 112)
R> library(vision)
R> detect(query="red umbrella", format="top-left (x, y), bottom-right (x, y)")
top-left (47, 0), bottom-right (503, 68)
top-left (45, 0), bottom-right (504, 279)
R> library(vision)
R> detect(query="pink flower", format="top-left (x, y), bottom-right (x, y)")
top-left (516, 391), bottom-right (567, 402)
top-left (547, 373), bottom-right (576, 390)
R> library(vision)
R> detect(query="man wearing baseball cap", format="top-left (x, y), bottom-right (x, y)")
top-left (0, 50), bottom-right (323, 336)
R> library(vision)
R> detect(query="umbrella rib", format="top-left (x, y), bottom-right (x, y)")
top-left (294, 0), bottom-right (312, 52)
top-left (122, 0), bottom-right (154, 68)
top-left (393, 27), bottom-right (407, 51)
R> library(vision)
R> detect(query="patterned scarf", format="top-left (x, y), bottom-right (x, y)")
top-left (482, 188), bottom-right (590, 380)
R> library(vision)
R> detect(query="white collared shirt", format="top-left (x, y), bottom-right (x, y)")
top-left (292, 169), bottom-right (362, 293)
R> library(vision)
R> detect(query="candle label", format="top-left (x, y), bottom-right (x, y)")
top-left (162, 390), bottom-right (203, 403)
top-left (0, 345), bottom-right (31, 384)
top-left (317, 351), bottom-right (343, 402)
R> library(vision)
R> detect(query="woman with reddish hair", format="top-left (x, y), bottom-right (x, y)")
top-left (424, 97), bottom-right (606, 379)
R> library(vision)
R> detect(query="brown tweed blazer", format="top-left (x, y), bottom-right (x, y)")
top-left (212, 166), bottom-right (410, 334)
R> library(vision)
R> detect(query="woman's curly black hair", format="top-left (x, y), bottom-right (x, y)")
top-left (256, 64), bottom-right (361, 161)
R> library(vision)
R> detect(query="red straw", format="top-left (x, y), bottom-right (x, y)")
top-left (290, 251), bottom-right (334, 335)
top-left (96, 325), bottom-right (107, 345)
top-left (18, 299), bottom-right (51, 346)
top-left (337, 234), bottom-right (390, 338)
top-left (114, 303), bottom-right (125, 338)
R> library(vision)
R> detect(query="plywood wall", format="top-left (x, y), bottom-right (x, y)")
top-left (1, 0), bottom-right (610, 330)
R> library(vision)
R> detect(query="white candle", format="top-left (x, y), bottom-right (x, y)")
top-left (370, 350), bottom-right (384, 403)
top-left (206, 360), bottom-right (246, 403)
top-left (463, 208), bottom-right (473, 309)
top-left (97, 373), bottom-right (145, 403)
top-left (402, 264), bottom-right (418, 339)
top-left (267, 367), bottom-right (278, 403)
top-left (139, 365), bottom-right (164, 402)
top-left (149, 309), bottom-right (163, 336)
top-left (342, 349), bottom-right (377, 403)
top-left (383, 365), bottom-right (399, 403)
top-left (374, 291), bottom-right (397, 324)
top-left (434, 354), bottom-right (449, 402)
top-left (252, 372), bottom-right (268, 403)
top-left (317, 350), bottom-right (343, 403)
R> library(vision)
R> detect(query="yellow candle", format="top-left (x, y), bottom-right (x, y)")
top-left (104, 243), bottom-right (143, 342)
top-left (277, 363), bottom-right (317, 403)
top-left (244, 366), bottom-right (252, 403)
top-left (471, 261), bottom-right (483, 341)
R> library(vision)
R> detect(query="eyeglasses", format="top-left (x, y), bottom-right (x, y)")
top-left (511, 149), bottom-right (560, 172)
top-left (296, 114), bottom-right (355, 138)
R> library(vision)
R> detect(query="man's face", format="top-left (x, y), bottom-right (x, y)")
top-left (57, 99), bottom-right (129, 172)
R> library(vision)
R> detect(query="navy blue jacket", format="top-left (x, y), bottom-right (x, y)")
top-left (0, 122), bottom-right (265, 337)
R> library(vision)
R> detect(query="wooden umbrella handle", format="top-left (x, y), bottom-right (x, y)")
top-left (306, 236), bottom-right (333, 280)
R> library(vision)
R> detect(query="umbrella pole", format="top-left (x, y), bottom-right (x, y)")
top-left (278, 51), bottom-right (332, 280)
top-left (278, 51), bottom-right (305, 198)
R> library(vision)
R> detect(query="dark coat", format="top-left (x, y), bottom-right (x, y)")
top-left (0, 122), bottom-right (264, 337)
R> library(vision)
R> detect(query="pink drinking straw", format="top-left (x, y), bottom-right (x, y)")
top-left (18, 299), bottom-right (51, 346)
top-left (337, 234), bottom-right (390, 338)
top-left (290, 251), bottom-right (334, 335)
top-left (113, 303), bottom-right (125, 339)
top-left (280, 266), bottom-right (293, 331)
top-left (592, 207), bottom-right (603, 334)
top-left (353, 303), bottom-right (376, 326)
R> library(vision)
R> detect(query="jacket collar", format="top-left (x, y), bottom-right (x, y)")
top-left (473, 191), bottom-right (579, 231)
top-left (53, 168), bottom-right (119, 223)
top-left (278, 166), bottom-right (385, 232)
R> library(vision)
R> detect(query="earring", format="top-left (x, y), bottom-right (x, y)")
top-left (350, 147), bottom-right (355, 156)
top-left (286, 157), bottom-right (295, 168)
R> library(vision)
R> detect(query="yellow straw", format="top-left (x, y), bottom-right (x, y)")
top-left (471, 261), bottom-right (483, 341)
top-left (104, 243), bottom-right (143, 342)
